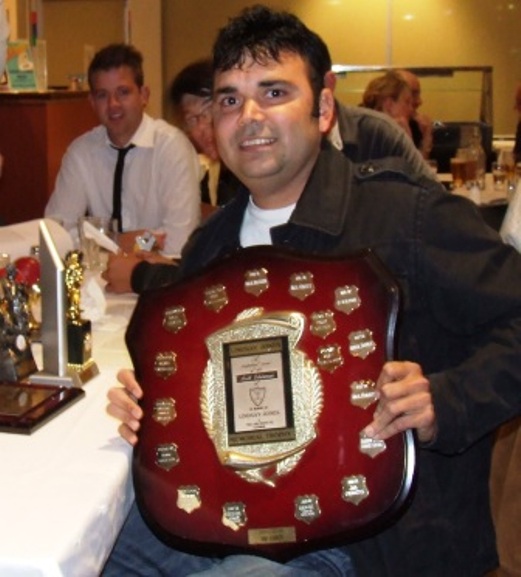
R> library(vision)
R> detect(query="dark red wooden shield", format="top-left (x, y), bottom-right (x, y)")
top-left (126, 246), bottom-right (415, 560)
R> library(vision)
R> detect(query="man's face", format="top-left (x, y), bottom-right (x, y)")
top-left (180, 93), bottom-right (219, 161)
top-left (89, 65), bottom-right (149, 147)
top-left (212, 52), bottom-right (332, 207)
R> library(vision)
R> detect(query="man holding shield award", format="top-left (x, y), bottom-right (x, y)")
top-left (105, 6), bottom-right (521, 577)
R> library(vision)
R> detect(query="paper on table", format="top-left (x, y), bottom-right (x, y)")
top-left (82, 220), bottom-right (120, 254)
top-left (0, 218), bottom-right (73, 260)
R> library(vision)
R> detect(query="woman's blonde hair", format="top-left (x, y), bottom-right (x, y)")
top-left (362, 71), bottom-right (410, 111)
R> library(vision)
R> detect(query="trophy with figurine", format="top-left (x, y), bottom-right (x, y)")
top-left (0, 264), bottom-right (38, 382)
top-left (64, 250), bottom-right (98, 382)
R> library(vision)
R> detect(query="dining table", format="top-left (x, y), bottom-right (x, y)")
top-left (0, 275), bottom-right (137, 577)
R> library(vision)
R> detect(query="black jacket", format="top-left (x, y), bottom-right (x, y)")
top-left (161, 144), bottom-right (521, 576)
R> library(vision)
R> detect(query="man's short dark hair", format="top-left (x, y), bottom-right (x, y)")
top-left (88, 43), bottom-right (144, 90)
top-left (212, 5), bottom-right (332, 115)
top-left (170, 59), bottom-right (213, 108)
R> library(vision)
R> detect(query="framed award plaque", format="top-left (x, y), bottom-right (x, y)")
top-left (0, 382), bottom-right (84, 434)
top-left (127, 246), bottom-right (416, 560)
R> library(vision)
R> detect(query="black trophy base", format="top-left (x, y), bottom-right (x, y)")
top-left (67, 320), bottom-right (92, 366)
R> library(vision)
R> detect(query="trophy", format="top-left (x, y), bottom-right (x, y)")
top-left (0, 264), bottom-right (38, 382)
top-left (128, 246), bottom-right (416, 560)
top-left (64, 250), bottom-right (98, 382)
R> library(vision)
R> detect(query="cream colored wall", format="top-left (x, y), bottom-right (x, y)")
top-left (30, 0), bottom-right (521, 135)
top-left (163, 0), bottom-right (521, 135)
top-left (42, 0), bottom-right (125, 87)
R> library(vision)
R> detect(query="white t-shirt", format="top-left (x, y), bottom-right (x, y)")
top-left (240, 196), bottom-right (296, 247)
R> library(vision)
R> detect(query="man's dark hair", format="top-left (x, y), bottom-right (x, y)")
top-left (212, 5), bottom-right (332, 115)
top-left (170, 59), bottom-right (213, 107)
top-left (88, 43), bottom-right (144, 90)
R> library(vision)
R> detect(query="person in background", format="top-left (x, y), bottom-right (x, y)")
top-left (169, 58), bottom-right (241, 213)
top-left (104, 5), bottom-right (521, 577)
top-left (513, 83), bottom-right (521, 163)
top-left (103, 45), bottom-right (435, 296)
top-left (45, 43), bottom-right (201, 258)
top-left (102, 58), bottom-right (243, 294)
top-left (361, 70), bottom-right (414, 139)
top-left (324, 70), bottom-right (433, 181)
top-left (397, 69), bottom-right (433, 159)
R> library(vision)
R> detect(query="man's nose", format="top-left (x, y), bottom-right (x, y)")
top-left (240, 99), bottom-right (264, 124)
top-left (108, 92), bottom-right (122, 106)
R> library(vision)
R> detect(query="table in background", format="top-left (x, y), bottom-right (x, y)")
top-left (0, 290), bottom-right (137, 577)
top-left (438, 172), bottom-right (509, 231)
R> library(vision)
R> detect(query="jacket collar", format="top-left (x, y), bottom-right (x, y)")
top-left (288, 141), bottom-right (353, 237)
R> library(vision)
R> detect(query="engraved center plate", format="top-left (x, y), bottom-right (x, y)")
top-left (202, 308), bottom-right (323, 487)
top-left (244, 268), bottom-right (269, 296)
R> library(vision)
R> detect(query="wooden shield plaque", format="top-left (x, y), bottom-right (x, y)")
top-left (126, 246), bottom-right (415, 560)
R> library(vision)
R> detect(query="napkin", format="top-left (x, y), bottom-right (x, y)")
top-left (80, 275), bottom-right (107, 322)
top-left (500, 181), bottom-right (521, 252)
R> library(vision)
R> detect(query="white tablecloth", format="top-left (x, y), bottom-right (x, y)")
top-left (438, 172), bottom-right (509, 206)
top-left (0, 290), bottom-right (137, 577)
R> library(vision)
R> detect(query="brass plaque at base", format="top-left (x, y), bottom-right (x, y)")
top-left (248, 526), bottom-right (297, 546)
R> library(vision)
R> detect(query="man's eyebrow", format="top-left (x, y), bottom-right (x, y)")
top-left (214, 85), bottom-right (237, 95)
top-left (214, 79), bottom-right (291, 94)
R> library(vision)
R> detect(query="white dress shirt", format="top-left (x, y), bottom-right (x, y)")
top-left (45, 113), bottom-right (201, 256)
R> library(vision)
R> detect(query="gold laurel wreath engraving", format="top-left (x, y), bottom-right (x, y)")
top-left (200, 308), bottom-right (323, 487)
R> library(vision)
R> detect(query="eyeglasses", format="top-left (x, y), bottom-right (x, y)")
top-left (184, 106), bottom-right (213, 130)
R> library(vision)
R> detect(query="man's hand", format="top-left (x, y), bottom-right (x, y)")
top-left (106, 369), bottom-right (144, 445)
top-left (362, 361), bottom-right (436, 444)
top-left (102, 252), bottom-right (143, 293)
top-left (118, 230), bottom-right (166, 254)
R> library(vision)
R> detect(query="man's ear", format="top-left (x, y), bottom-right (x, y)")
top-left (318, 88), bottom-right (335, 134)
top-left (140, 85), bottom-right (150, 107)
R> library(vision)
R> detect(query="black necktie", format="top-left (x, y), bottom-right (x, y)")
top-left (111, 144), bottom-right (135, 232)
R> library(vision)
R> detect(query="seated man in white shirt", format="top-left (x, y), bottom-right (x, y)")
top-left (45, 43), bottom-right (201, 257)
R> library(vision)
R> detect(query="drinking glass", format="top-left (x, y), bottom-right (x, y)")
top-left (78, 216), bottom-right (118, 271)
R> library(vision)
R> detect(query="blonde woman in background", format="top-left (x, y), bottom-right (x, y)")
top-left (361, 70), bottom-right (414, 140)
